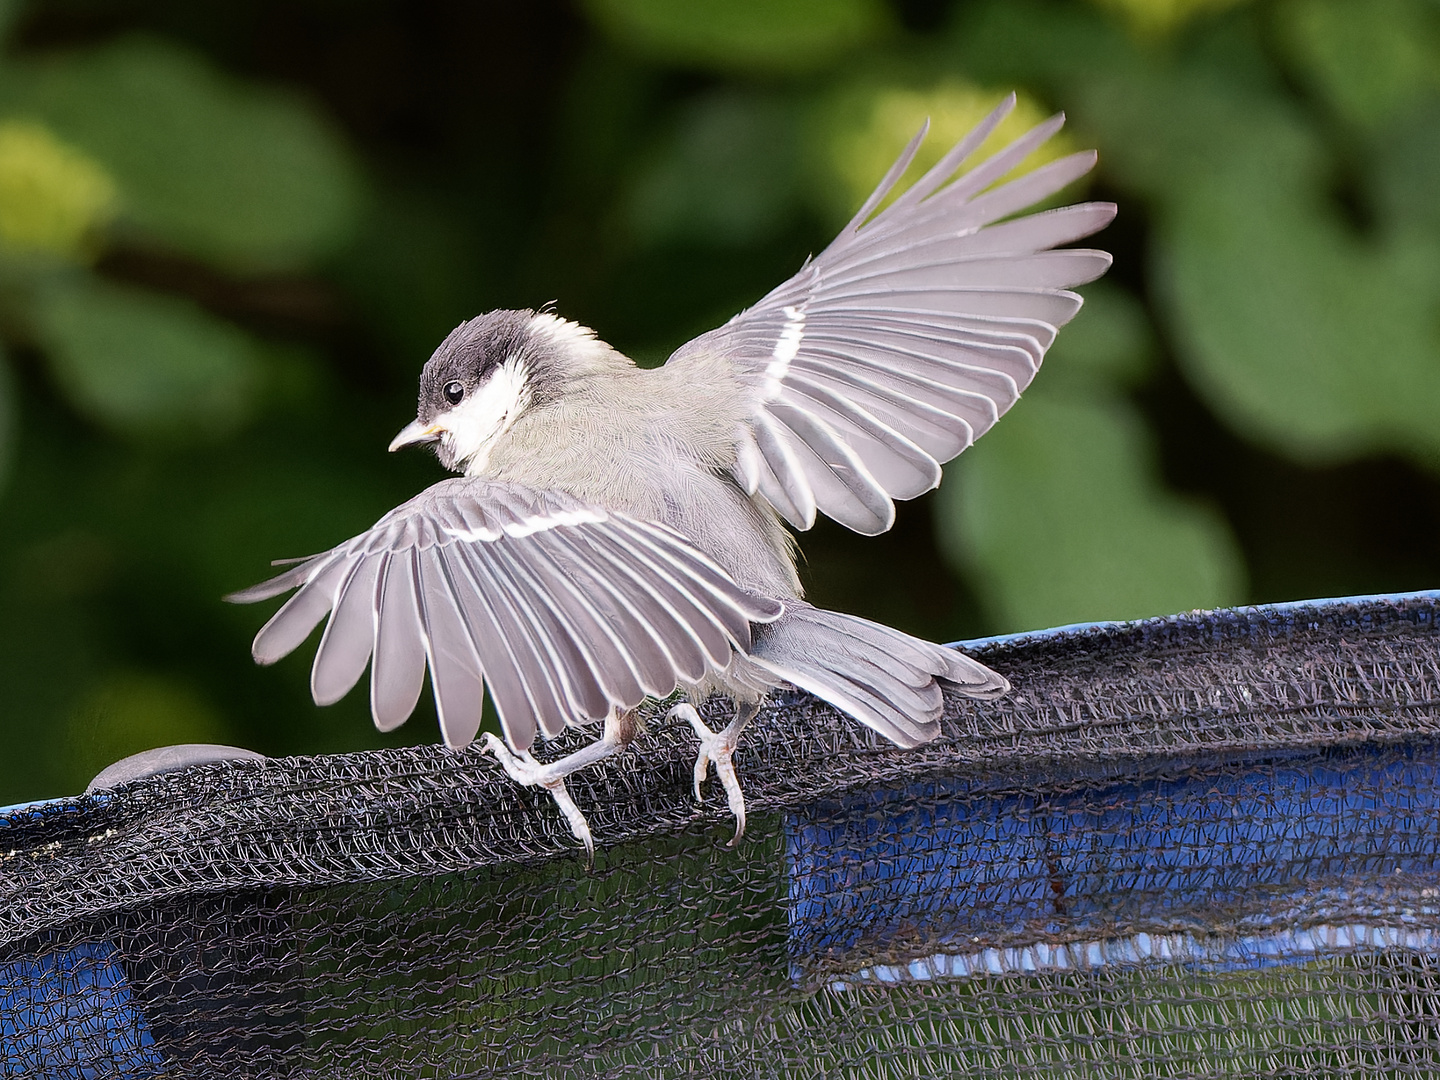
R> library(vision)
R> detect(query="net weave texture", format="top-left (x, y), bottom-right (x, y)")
top-left (5, 592), bottom-right (1440, 1077)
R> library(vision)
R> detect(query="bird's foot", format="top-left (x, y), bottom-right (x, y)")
top-left (482, 733), bottom-right (595, 860)
top-left (668, 703), bottom-right (747, 845)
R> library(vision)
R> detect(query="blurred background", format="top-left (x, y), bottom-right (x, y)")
top-left (0, 0), bottom-right (1437, 804)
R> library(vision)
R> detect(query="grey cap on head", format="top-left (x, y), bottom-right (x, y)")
top-left (416, 309), bottom-right (566, 423)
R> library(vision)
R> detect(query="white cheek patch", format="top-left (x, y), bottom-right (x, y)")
top-left (441, 355), bottom-right (531, 474)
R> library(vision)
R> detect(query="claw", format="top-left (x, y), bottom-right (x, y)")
top-left (482, 733), bottom-right (595, 860)
top-left (668, 704), bottom-right (748, 845)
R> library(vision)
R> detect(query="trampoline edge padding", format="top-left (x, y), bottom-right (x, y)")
top-left (3, 590), bottom-right (1440, 947)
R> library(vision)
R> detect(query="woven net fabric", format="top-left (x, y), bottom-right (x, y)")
top-left (5, 592), bottom-right (1440, 1078)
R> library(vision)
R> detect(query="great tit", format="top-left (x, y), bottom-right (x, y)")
top-left (230, 95), bottom-right (1115, 854)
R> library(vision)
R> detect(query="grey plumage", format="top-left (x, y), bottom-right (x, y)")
top-left (230, 94), bottom-right (1115, 847)
top-left (747, 603), bottom-right (998, 748)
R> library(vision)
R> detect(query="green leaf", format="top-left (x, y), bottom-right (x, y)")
top-left (582, 0), bottom-right (889, 75)
top-left (1275, 0), bottom-right (1440, 128)
top-left (1157, 157), bottom-right (1440, 464)
top-left (1088, 0), bottom-right (1254, 39)
top-left (1371, 99), bottom-right (1440, 242)
top-left (0, 36), bottom-right (362, 272)
top-left (1025, 39), bottom-right (1440, 471)
top-left (625, 92), bottom-right (801, 248)
top-left (814, 80), bottom-right (1076, 226)
top-left (1080, 64), bottom-right (1318, 202)
top-left (0, 120), bottom-right (116, 260)
top-left (937, 393), bottom-right (1244, 631)
top-left (33, 275), bottom-right (262, 439)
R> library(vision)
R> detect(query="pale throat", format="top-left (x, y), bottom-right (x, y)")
top-left (441, 356), bottom-right (532, 475)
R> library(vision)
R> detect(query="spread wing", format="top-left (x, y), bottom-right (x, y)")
top-left (227, 479), bottom-right (783, 753)
top-left (668, 93), bottom-right (1116, 535)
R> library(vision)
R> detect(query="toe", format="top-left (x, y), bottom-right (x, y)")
top-left (670, 702), bottom-right (715, 740)
top-left (714, 757), bottom-right (748, 846)
top-left (546, 777), bottom-right (595, 861)
top-left (692, 752), bottom-right (710, 801)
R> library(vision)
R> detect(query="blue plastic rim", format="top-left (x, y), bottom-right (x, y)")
top-left (0, 796), bottom-right (95, 829)
top-left (0, 942), bottom-right (168, 1079)
top-left (785, 741), bottom-right (1440, 987)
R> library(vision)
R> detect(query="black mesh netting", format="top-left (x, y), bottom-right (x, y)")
top-left (6, 592), bottom-right (1440, 1078)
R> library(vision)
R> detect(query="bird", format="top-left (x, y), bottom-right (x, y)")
top-left (228, 94), bottom-right (1115, 856)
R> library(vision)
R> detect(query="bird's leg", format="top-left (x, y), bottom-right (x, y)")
top-left (668, 699), bottom-right (761, 846)
top-left (482, 709), bottom-right (638, 861)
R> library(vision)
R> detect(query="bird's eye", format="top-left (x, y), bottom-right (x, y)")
top-left (443, 381), bottom-right (464, 405)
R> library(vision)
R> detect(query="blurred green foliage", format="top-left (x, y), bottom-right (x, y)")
top-left (819, 80), bottom-right (1077, 219)
top-left (1, 0), bottom-right (1438, 804)
top-left (581, 0), bottom-right (892, 74)
top-left (34, 275), bottom-right (261, 437)
top-left (0, 119), bottom-right (113, 257)
top-left (3, 36), bottom-right (362, 271)
top-left (937, 283), bottom-right (1244, 630)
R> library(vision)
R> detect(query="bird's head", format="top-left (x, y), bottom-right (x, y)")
top-left (389, 308), bottom-right (607, 474)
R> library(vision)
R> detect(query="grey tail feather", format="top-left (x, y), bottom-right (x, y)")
top-left (748, 602), bottom-right (1008, 749)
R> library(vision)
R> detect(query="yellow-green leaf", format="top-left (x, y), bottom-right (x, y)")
top-left (1087, 0), bottom-right (1253, 38)
top-left (0, 120), bottom-right (115, 260)
top-left (818, 81), bottom-right (1074, 224)
top-left (0, 37), bottom-right (362, 272)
